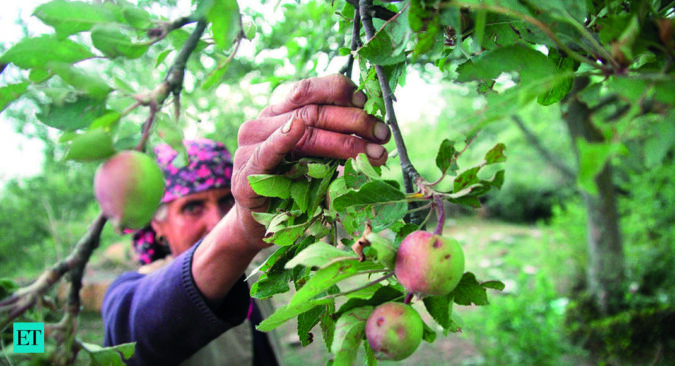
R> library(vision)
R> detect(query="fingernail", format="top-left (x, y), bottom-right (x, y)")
top-left (373, 122), bottom-right (390, 141)
top-left (352, 90), bottom-right (367, 107)
top-left (366, 143), bottom-right (385, 159)
top-left (281, 117), bottom-right (294, 134)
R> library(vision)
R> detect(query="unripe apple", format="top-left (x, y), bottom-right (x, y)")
top-left (395, 230), bottom-right (465, 297)
top-left (365, 302), bottom-right (423, 360)
top-left (94, 150), bottom-right (165, 230)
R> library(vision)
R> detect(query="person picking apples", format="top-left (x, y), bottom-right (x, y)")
top-left (100, 74), bottom-right (391, 365)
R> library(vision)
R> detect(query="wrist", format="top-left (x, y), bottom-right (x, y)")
top-left (232, 204), bottom-right (272, 250)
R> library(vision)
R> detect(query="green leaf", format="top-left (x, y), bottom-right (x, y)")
top-left (155, 49), bottom-right (172, 68)
top-left (33, 0), bottom-right (117, 37)
top-left (63, 129), bottom-right (116, 161)
top-left (451, 272), bottom-right (489, 306)
top-left (333, 180), bottom-right (405, 211)
top-left (336, 286), bottom-right (404, 318)
top-left (289, 259), bottom-right (384, 309)
top-left (320, 305), bottom-right (337, 352)
top-left (201, 66), bottom-right (228, 90)
top-left (250, 270), bottom-right (291, 299)
top-left (453, 166), bottom-right (480, 192)
top-left (484, 143), bottom-right (507, 164)
top-left (364, 339), bottom-right (377, 366)
top-left (48, 62), bottom-right (112, 99)
top-left (332, 307), bottom-right (372, 365)
top-left (456, 44), bottom-right (553, 85)
top-left (29, 68), bottom-right (53, 83)
top-left (285, 242), bottom-right (356, 269)
top-left (122, 6), bottom-right (152, 29)
top-left (0, 35), bottom-right (94, 69)
top-left (89, 111), bottom-right (121, 130)
top-left (91, 24), bottom-right (149, 59)
top-left (257, 297), bottom-right (332, 331)
top-left (353, 153), bottom-right (381, 179)
top-left (423, 294), bottom-right (460, 334)
top-left (204, 0), bottom-right (242, 50)
top-left (538, 49), bottom-right (575, 106)
top-left (264, 221), bottom-right (308, 246)
top-left (358, 29), bottom-right (407, 66)
top-left (36, 95), bottom-right (107, 131)
top-left (290, 180), bottom-right (310, 212)
top-left (248, 175), bottom-right (292, 199)
top-left (0, 82), bottom-right (29, 112)
top-left (644, 121), bottom-right (675, 168)
top-left (481, 280), bottom-right (506, 290)
top-left (307, 163), bottom-right (331, 179)
top-left (422, 320), bottom-right (438, 343)
top-left (298, 304), bottom-right (326, 346)
top-left (81, 342), bottom-right (135, 365)
top-left (576, 140), bottom-right (613, 195)
top-left (435, 139), bottom-right (458, 175)
top-left (365, 233), bottom-right (396, 270)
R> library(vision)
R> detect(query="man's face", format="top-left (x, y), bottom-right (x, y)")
top-left (151, 187), bottom-right (234, 256)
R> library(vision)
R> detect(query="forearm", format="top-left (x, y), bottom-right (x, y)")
top-left (102, 244), bottom-right (250, 364)
top-left (192, 206), bottom-right (268, 304)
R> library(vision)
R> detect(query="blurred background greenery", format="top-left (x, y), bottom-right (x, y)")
top-left (1, 0), bottom-right (673, 365)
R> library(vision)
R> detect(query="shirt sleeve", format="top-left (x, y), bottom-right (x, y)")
top-left (101, 241), bottom-right (251, 365)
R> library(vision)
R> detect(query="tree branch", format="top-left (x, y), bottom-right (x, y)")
top-left (346, 0), bottom-right (396, 20)
top-left (511, 115), bottom-right (576, 182)
top-left (340, 7), bottom-right (362, 78)
top-left (0, 17), bottom-right (210, 343)
top-left (0, 214), bottom-right (107, 332)
top-left (359, 0), bottom-right (423, 224)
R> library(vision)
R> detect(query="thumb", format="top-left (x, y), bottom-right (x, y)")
top-left (247, 117), bottom-right (306, 175)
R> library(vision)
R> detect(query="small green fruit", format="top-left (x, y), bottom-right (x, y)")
top-left (395, 230), bottom-right (465, 297)
top-left (365, 302), bottom-right (423, 360)
top-left (94, 150), bottom-right (165, 230)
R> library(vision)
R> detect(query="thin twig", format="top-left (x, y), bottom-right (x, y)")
top-left (433, 195), bottom-right (445, 236)
top-left (346, 0), bottom-right (396, 20)
top-left (359, 0), bottom-right (423, 224)
top-left (340, 7), bottom-right (361, 78)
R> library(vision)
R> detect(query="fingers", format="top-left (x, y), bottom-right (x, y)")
top-left (232, 117), bottom-right (307, 210)
top-left (259, 74), bottom-right (367, 118)
top-left (295, 127), bottom-right (388, 166)
top-left (238, 117), bottom-right (306, 175)
top-left (242, 105), bottom-right (390, 145)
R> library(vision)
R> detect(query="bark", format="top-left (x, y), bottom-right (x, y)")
top-left (564, 77), bottom-right (625, 316)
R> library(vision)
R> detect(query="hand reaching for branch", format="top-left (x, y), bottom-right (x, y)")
top-left (231, 74), bottom-right (391, 245)
top-left (193, 74), bottom-right (390, 303)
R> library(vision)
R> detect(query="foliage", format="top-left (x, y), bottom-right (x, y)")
top-left (1, 0), bottom-right (674, 364)
top-left (465, 273), bottom-right (585, 366)
top-left (0, 162), bottom-right (98, 278)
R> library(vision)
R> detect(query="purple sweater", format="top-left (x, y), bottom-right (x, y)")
top-left (101, 242), bottom-right (257, 365)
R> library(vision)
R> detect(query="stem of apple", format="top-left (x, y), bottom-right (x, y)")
top-left (434, 195), bottom-right (445, 236)
top-left (403, 292), bottom-right (414, 305)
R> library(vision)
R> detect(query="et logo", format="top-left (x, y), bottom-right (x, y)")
top-left (13, 322), bottom-right (45, 353)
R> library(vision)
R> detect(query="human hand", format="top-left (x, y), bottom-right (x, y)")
top-left (230, 74), bottom-right (391, 246)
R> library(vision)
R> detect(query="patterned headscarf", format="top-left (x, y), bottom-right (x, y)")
top-left (131, 139), bottom-right (233, 265)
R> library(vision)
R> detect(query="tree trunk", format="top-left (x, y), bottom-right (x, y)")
top-left (564, 77), bottom-right (625, 316)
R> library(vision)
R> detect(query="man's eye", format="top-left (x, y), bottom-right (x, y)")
top-left (218, 196), bottom-right (235, 211)
top-left (182, 201), bottom-right (204, 215)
